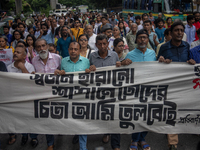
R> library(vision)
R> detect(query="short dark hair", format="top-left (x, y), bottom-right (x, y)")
top-left (101, 16), bottom-right (107, 20)
top-left (17, 40), bottom-right (27, 47)
top-left (157, 19), bottom-right (165, 24)
top-left (135, 15), bottom-right (141, 20)
top-left (15, 45), bottom-right (27, 54)
top-left (143, 20), bottom-right (152, 25)
top-left (113, 38), bottom-right (124, 47)
top-left (74, 19), bottom-right (81, 23)
top-left (164, 28), bottom-right (171, 36)
top-left (18, 22), bottom-right (26, 28)
top-left (69, 41), bottom-right (81, 49)
top-left (48, 43), bottom-right (56, 49)
top-left (3, 25), bottom-right (10, 30)
top-left (41, 23), bottom-right (49, 29)
top-left (12, 23), bottom-right (18, 30)
top-left (193, 11), bottom-right (199, 16)
top-left (96, 34), bottom-right (108, 43)
top-left (170, 22), bottom-right (185, 32)
top-left (90, 20), bottom-right (95, 24)
top-left (142, 13), bottom-right (148, 19)
top-left (78, 34), bottom-right (89, 41)
top-left (187, 15), bottom-right (195, 22)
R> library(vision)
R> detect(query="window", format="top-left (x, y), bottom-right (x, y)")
top-left (164, 0), bottom-right (193, 13)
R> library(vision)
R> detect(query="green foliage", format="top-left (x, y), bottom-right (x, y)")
top-left (40, 4), bottom-right (51, 16)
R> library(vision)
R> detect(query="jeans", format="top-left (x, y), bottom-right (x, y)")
top-left (79, 135), bottom-right (87, 150)
top-left (132, 131), bottom-right (148, 142)
top-left (111, 134), bottom-right (120, 149)
top-left (46, 135), bottom-right (54, 147)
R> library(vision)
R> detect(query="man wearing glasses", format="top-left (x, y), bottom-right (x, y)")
top-left (71, 20), bottom-right (84, 41)
top-left (113, 29), bottom-right (156, 150)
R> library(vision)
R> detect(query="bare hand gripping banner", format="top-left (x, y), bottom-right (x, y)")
top-left (0, 62), bottom-right (200, 135)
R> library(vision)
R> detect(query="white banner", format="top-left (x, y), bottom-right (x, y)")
top-left (0, 62), bottom-right (200, 135)
top-left (0, 48), bottom-right (13, 66)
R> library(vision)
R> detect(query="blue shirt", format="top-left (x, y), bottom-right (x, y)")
top-left (149, 32), bottom-right (159, 50)
top-left (185, 24), bottom-right (196, 45)
top-left (155, 27), bottom-right (166, 43)
top-left (41, 32), bottom-right (54, 44)
top-left (57, 36), bottom-right (75, 58)
top-left (125, 48), bottom-right (156, 62)
top-left (158, 40), bottom-right (189, 62)
top-left (189, 45), bottom-right (200, 63)
top-left (3, 34), bottom-right (12, 45)
top-left (61, 56), bottom-right (90, 72)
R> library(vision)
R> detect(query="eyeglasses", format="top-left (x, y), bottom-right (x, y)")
top-left (137, 36), bottom-right (148, 40)
top-left (75, 22), bottom-right (79, 24)
top-left (79, 39), bottom-right (88, 42)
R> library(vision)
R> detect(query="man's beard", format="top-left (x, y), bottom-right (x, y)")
top-left (43, 31), bottom-right (48, 35)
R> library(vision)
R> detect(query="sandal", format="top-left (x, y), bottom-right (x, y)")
top-left (8, 134), bottom-right (17, 145)
top-left (138, 141), bottom-right (151, 150)
top-left (130, 141), bottom-right (138, 150)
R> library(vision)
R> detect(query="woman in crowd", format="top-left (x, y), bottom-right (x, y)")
top-left (113, 38), bottom-right (127, 61)
top-left (164, 17), bottom-right (172, 28)
top-left (11, 30), bottom-right (25, 48)
top-left (28, 26), bottom-right (35, 35)
top-left (26, 34), bottom-right (37, 63)
top-left (118, 21), bottom-right (127, 38)
top-left (0, 36), bottom-right (15, 66)
top-left (0, 36), bottom-right (14, 53)
top-left (78, 34), bottom-right (95, 59)
top-left (109, 26), bottom-right (129, 53)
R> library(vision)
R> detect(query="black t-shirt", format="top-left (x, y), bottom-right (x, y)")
top-left (0, 61), bottom-right (7, 72)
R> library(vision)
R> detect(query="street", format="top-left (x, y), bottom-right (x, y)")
top-left (0, 132), bottom-right (200, 150)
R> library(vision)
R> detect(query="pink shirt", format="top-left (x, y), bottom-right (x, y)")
top-left (32, 52), bottom-right (61, 73)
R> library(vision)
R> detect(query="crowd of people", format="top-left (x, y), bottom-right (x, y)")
top-left (0, 10), bottom-right (200, 150)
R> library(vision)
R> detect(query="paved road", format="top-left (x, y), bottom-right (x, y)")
top-left (1, 132), bottom-right (200, 150)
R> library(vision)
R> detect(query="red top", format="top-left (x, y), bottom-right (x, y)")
top-left (193, 21), bottom-right (200, 41)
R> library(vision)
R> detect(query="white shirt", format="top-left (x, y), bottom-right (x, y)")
top-left (190, 40), bottom-right (200, 49)
top-left (7, 61), bottom-right (35, 73)
top-left (23, 31), bottom-right (29, 39)
top-left (95, 22), bottom-right (102, 27)
top-left (183, 33), bottom-right (187, 42)
top-left (137, 24), bottom-right (143, 31)
top-left (88, 34), bottom-right (98, 51)
top-left (93, 25), bottom-right (98, 34)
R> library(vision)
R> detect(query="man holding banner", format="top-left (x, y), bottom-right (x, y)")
top-left (158, 22), bottom-right (196, 150)
top-left (32, 39), bottom-right (61, 150)
top-left (7, 45), bottom-right (35, 145)
top-left (54, 41), bottom-right (90, 150)
top-left (88, 34), bottom-right (121, 146)
top-left (114, 29), bottom-right (155, 150)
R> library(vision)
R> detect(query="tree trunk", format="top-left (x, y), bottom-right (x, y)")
top-left (15, 0), bottom-right (22, 15)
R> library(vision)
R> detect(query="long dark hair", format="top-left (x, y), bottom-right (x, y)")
top-left (12, 30), bottom-right (24, 41)
top-left (26, 34), bottom-right (36, 49)
top-left (118, 21), bottom-right (126, 37)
